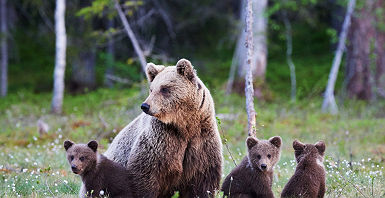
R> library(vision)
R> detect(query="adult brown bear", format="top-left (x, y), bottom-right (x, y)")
top-left (102, 59), bottom-right (223, 198)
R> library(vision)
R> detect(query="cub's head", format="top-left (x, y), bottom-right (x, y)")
top-left (63, 140), bottom-right (98, 175)
top-left (142, 59), bottom-right (204, 124)
top-left (293, 140), bottom-right (326, 164)
top-left (246, 136), bottom-right (282, 172)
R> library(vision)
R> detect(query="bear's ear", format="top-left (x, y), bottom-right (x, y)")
top-left (246, 136), bottom-right (258, 150)
top-left (269, 136), bottom-right (282, 148)
top-left (176, 59), bottom-right (196, 82)
top-left (87, 140), bottom-right (98, 152)
top-left (315, 141), bottom-right (326, 156)
top-left (146, 63), bottom-right (165, 82)
top-left (64, 140), bottom-right (74, 151)
top-left (293, 139), bottom-right (305, 150)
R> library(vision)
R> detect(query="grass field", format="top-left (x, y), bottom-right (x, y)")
top-left (0, 87), bottom-right (384, 197)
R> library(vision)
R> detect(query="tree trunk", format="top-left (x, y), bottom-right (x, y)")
top-left (249, 0), bottom-right (267, 79)
top-left (70, 49), bottom-right (96, 92)
top-left (114, 0), bottom-right (147, 74)
top-left (282, 10), bottom-right (296, 102)
top-left (374, 0), bottom-right (385, 98)
top-left (322, 0), bottom-right (355, 114)
top-left (230, 0), bottom-right (267, 97)
top-left (345, 0), bottom-right (374, 100)
top-left (51, 0), bottom-right (67, 114)
top-left (0, 0), bottom-right (7, 97)
top-left (245, 0), bottom-right (256, 137)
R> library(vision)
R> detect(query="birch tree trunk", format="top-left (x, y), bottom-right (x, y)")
top-left (51, 0), bottom-right (67, 114)
top-left (249, 0), bottom-right (268, 80)
top-left (227, 0), bottom-right (267, 96)
top-left (240, 0), bottom-right (267, 79)
top-left (282, 11), bottom-right (296, 102)
top-left (245, 0), bottom-right (256, 137)
top-left (0, 0), bottom-right (7, 97)
top-left (114, 0), bottom-right (147, 74)
top-left (322, 0), bottom-right (355, 114)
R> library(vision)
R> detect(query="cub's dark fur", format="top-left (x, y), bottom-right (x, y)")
top-left (281, 140), bottom-right (326, 198)
top-left (64, 140), bottom-right (134, 198)
top-left (221, 136), bottom-right (282, 198)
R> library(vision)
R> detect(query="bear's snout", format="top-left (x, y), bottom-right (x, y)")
top-left (141, 103), bottom-right (151, 114)
top-left (71, 165), bottom-right (79, 173)
top-left (260, 164), bottom-right (267, 170)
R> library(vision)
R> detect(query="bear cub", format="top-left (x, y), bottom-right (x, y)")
top-left (221, 136), bottom-right (282, 198)
top-left (281, 140), bottom-right (326, 198)
top-left (64, 140), bottom-right (134, 198)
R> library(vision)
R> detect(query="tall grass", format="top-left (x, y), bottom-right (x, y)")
top-left (0, 89), bottom-right (384, 197)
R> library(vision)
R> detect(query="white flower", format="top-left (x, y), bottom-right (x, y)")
top-left (100, 190), bottom-right (105, 196)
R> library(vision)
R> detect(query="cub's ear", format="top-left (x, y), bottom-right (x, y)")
top-left (87, 140), bottom-right (98, 152)
top-left (293, 139), bottom-right (305, 150)
top-left (315, 141), bottom-right (326, 155)
top-left (246, 136), bottom-right (258, 150)
top-left (176, 59), bottom-right (196, 82)
top-left (64, 140), bottom-right (74, 151)
top-left (146, 63), bottom-right (165, 82)
top-left (269, 136), bottom-right (282, 148)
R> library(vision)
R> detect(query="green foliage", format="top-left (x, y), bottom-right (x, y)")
top-left (326, 28), bottom-right (338, 44)
top-left (77, 0), bottom-right (144, 19)
top-left (76, 0), bottom-right (114, 19)
top-left (8, 28), bottom-right (55, 92)
top-left (375, 7), bottom-right (385, 32)
top-left (97, 52), bottom-right (143, 87)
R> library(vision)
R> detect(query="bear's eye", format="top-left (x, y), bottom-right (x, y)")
top-left (70, 155), bottom-right (74, 161)
top-left (160, 87), bottom-right (169, 94)
top-left (267, 154), bottom-right (271, 159)
top-left (79, 156), bottom-right (85, 162)
top-left (257, 155), bottom-right (261, 159)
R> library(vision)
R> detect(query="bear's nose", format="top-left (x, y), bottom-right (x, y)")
top-left (141, 103), bottom-right (150, 113)
top-left (261, 164), bottom-right (267, 170)
top-left (71, 165), bottom-right (78, 171)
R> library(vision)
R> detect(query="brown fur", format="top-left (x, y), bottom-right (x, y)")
top-left (281, 140), bottom-right (326, 198)
top-left (64, 140), bottom-right (134, 198)
top-left (103, 59), bottom-right (223, 197)
top-left (221, 136), bottom-right (282, 198)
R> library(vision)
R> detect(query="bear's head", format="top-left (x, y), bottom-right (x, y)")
top-left (293, 140), bottom-right (325, 165)
top-left (64, 140), bottom-right (98, 175)
top-left (142, 59), bottom-right (205, 124)
top-left (246, 136), bottom-right (282, 172)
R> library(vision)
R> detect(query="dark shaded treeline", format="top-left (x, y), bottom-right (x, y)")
top-left (1, 0), bottom-right (384, 103)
